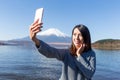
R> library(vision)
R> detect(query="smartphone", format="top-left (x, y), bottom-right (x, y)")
top-left (34, 8), bottom-right (44, 23)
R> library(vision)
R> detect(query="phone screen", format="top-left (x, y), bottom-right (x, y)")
top-left (34, 8), bottom-right (44, 23)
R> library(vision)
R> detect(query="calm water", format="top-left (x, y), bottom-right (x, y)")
top-left (0, 45), bottom-right (120, 80)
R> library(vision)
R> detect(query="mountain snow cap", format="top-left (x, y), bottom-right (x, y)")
top-left (38, 28), bottom-right (69, 37)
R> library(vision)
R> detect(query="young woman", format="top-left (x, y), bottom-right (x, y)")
top-left (29, 19), bottom-right (96, 80)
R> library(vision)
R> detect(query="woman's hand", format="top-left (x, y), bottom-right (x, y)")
top-left (29, 19), bottom-right (43, 46)
top-left (76, 43), bottom-right (85, 57)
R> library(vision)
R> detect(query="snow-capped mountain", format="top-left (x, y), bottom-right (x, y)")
top-left (38, 28), bottom-right (69, 37)
top-left (36, 28), bottom-right (71, 43)
top-left (16, 28), bottom-right (71, 43)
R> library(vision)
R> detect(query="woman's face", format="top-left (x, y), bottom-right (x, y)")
top-left (72, 28), bottom-right (84, 49)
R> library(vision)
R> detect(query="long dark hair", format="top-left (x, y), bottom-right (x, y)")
top-left (70, 24), bottom-right (92, 56)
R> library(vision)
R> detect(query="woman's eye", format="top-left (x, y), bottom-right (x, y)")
top-left (73, 33), bottom-right (76, 36)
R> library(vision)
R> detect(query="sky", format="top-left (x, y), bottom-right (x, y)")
top-left (0, 0), bottom-right (120, 42)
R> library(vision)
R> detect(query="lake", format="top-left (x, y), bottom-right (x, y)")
top-left (0, 45), bottom-right (120, 80)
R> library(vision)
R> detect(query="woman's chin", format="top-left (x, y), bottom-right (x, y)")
top-left (75, 44), bottom-right (81, 49)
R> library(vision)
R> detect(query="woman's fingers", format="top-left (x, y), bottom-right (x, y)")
top-left (80, 43), bottom-right (85, 52)
top-left (31, 25), bottom-right (40, 32)
top-left (76, 43), bottom-right (85, 56)
top-left (30, 22), bottom-right (43, 32)
top-left (31, 23), bottom-right (43, 31)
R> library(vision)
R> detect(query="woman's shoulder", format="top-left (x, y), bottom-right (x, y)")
top-left (83, 49), bottom-right (95, 57)
top-left (88, 49), bottom-right (96, 57)
top-left (89, 49), bottom-right (95, 53)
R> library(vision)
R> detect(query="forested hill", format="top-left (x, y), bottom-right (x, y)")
top-left (92, 39), bottom-right (120, 50)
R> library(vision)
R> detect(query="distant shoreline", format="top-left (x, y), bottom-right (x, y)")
top-left (1, 39), bottom-right (120, 50)
top-left (92, 39), bottom-right (120, 50)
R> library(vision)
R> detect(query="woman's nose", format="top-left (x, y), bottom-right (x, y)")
top-left (76, 35), bottom-right (79, 39)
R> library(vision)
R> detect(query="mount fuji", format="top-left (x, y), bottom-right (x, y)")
top-left (38, 28), bottom-right (68, 37)
top-left (20, 28), bottom-right (71, 43)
